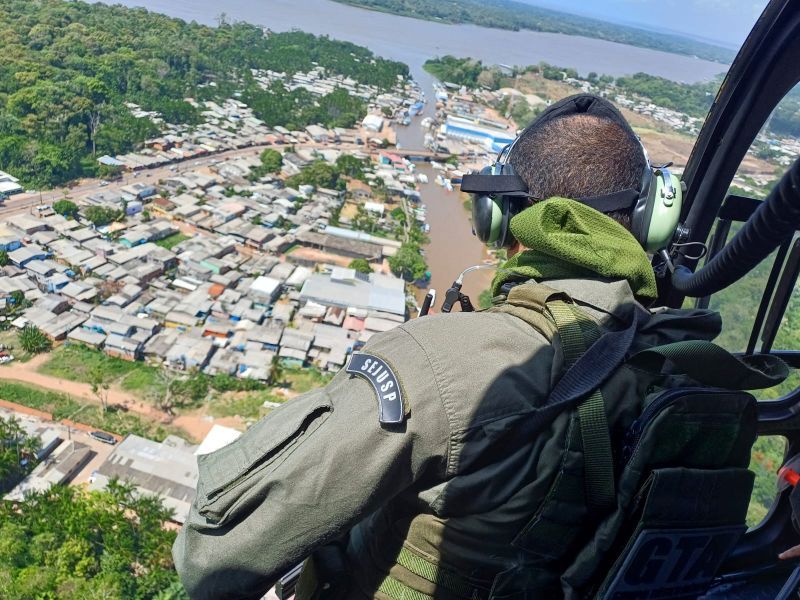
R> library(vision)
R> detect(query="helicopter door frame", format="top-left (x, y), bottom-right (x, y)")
top-left (665, 0), bottom-right (800, 588)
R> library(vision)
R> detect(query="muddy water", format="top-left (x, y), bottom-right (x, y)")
top-left (411, 164), bottom-right (494, 310)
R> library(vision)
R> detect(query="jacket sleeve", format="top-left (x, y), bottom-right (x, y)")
top-left (172, 326), bottom-right (450, 599)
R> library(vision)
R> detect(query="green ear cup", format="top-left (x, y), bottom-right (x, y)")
top-left (487, 197), bottom-right (504, 245)
top-left (472, 195), bottom-right (505, 245)
top-left (644, 171), bottom-right (683, 252)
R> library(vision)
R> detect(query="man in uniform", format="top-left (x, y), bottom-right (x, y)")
top-left (173, 94), bottom-right (720, 599)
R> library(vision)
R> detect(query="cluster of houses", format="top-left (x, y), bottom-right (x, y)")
top-left (98, 66), bottom-right (419, 173)
top-left (0, 138), bottom-right (430, 383)
top-left (2, 402), bottom-right (242, 525)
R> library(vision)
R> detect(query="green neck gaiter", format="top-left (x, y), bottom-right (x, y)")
top-left (491, 197), bottom-right (658, 301)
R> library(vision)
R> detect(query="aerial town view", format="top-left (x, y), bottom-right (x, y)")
top-left (2, 0), bottom-right (800, 598)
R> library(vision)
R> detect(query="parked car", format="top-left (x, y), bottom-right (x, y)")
top-left (89, 430), bottom-right (117, 445)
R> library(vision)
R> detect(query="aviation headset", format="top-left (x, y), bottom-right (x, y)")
top-left (460, 94), bottom-right (683, 253)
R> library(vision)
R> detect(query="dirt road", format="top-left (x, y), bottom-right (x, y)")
top-left (0, 355), bottom-right (231, 441)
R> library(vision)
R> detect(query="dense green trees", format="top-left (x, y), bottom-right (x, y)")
top-left (244, 83), bottom-right (366, 130)
top-left (349, 258), bottom-right (373, 274)
top-left (259, 149), bottom-right (283, 174)
top-left (389, 242), bottom-right (428, 281)
top-left (0, 1), bottom-right (407, 188)
top-left (614, 73), bottom-right (719, 118)
top-left (84, 206), bottom-right (123, 227)
top-left (53, 199), bottom-right (79, 218)
top-left (0, 417), bottom-right (39, 493)
top-left (0, 481), bottom-right (185, 599)
top-left (423, 56), bottom-right (485, 88)
top-left (287, 154), bottom-right (370, 191)
top-left (249, 148), bottom-right (284, 181)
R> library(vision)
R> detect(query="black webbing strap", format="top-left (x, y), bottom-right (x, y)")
top-left (578, 188), bottom-right (640, 213)
top-left (464, 309), bottom-right (643, 473)
top-left (629, 340), bottom-right (789, 390)
top-left (460, 173), bottom-right (527, 194)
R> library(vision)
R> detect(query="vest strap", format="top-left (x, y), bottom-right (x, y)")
top-left (629, 340), bottom-right (788, 390)
top-left (546, 299), bottom-right (616, 516)
top-left (378, 575), bottom-right (434, 600)
top-left (377, 547), bottom-right (490, 600)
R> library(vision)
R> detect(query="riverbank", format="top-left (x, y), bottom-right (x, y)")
top-left (104, 0), bottom-right (728, 84)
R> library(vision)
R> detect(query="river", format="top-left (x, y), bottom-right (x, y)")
top-left (103, 0), bottom-right (727, 84)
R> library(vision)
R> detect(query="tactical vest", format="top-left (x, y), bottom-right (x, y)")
top-left (300, 283), bottom-right (787, 600)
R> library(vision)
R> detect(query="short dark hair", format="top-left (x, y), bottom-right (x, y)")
top-left (508, 113), bottom-right (646, 229)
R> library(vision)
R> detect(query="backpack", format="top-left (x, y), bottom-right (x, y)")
top-left (484, 282), bottom-right (788, 600)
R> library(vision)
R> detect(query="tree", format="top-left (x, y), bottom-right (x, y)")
top-left (348, 258), bottom-right (372, 275)
top-left (259, 149), bottom-right (283, 173)
top-left (270, 354), bottom-right (285, 387)
top-left (84, 206), bottom-right (121, 227)
top-left (0, 417), bottom-right (39, 493)
top-left (17, 325), bottom-right (51, 355)
top-left (388, 242), bottom-right (428, 281)
top-left (88, 365), bottom-right (110, 413)
top-left (335, 154), bottom-right (368, 180)
top-left (0, 481), bottom-right (184, 597)
top-left (0, 250), bottom-right (8, 267)
top-left (53, 199), bottom-right (78, 218)
top-left (9, 290), bottom-right (24, 307)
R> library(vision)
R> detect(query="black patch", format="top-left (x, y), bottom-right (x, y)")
top-left (603, 525), bottom-right (744, 599)
top-left (346, 352), bottom-right (404, 424)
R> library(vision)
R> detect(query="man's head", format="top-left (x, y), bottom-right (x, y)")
top-left (508, 112), bottom-right (647, 231)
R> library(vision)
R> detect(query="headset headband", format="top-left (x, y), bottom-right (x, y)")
top-left (460, 94), bottom-right (648, 213)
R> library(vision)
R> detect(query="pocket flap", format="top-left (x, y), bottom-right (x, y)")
top-left (196, 390), bottom-right (332, 522)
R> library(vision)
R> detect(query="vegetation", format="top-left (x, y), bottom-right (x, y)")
top-left (17, 325), bottom-right (51, 355)
top-left (0, 250), bottom-right (8, 267)
top-left (281, 366), bottom-right (334, 394)
top-left (614, 72), bottom-right (719, 118)
top-left (287, 154), bottom-right (370, 191)
top-left (770, 87), bottom-right (800, 138)
top-left (249, 148), bottom-right (283, 180)
top-left (332, 0), bottom-right (734, 63)
top-left (423, 56), bottom-right (485, 88)
top-left (388, 241), bottom-right (428, 281)
top-left (349, 258), bottom-right (373, 274)
top-left (0, 481), bottom-right (186, 599)
top-left (0, 0), bottom-right (407, 189)
top-left (207, 390), bottom-right (282, 421)
top-left (0, 417), bottom-right (39, 493)
top-left (40, 344), bottom-right (138, 382)
top-left (53, 199), bottom-right (79, 218)
top-left (154, 233), bottom-right (190, 251)
top-left (84, 206), bottom-right (122, 227)
top-left (245, 84), bottom-right (367, 130)
top-left (0, 381), bottom-right (181, 441)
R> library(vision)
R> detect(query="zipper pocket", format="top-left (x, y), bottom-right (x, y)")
top-left (622, 387), bottom-right (717, 464)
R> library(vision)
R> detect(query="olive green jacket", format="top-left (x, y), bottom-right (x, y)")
top-left (173, 278), bottom-right (720, 599)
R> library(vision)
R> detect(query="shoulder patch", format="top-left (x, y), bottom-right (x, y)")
top-left (346, 352), bottom-right (405, 424)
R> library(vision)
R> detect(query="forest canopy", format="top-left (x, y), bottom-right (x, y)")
top-left (0, 0), bottom-right (408, 188)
